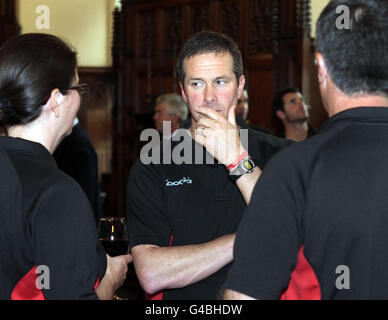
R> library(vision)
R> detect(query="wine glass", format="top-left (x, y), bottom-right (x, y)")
top-left (98, 217), bottom-right (129, 257)
top-left (98, 217), bottom-right (129, 300)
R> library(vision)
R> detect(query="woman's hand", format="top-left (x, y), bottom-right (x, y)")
top-left (96, 254), bottom-right (132, 300)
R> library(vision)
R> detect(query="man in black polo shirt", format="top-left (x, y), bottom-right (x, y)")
top-left (223, 0), bottom-right (388, 300)
top-left (127, 31), bottom-right (291, 299)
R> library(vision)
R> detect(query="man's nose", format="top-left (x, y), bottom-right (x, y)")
top-left (204, 86), bottom-right (217, 105)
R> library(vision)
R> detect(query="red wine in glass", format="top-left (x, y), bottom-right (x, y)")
top-left (99, 239), bottom-right (129, 257)
top-left (98, 217), bottom-right (129, 257)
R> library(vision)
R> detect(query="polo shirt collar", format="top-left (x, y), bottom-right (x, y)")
top-left (320, 106), bottom-right (388, 131)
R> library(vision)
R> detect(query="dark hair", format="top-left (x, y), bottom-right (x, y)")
top-left (0, 33), bottom-right (77, 135)
top-left (271, 87), bottom-right (301, 136)
top-left (316, 0), bottom-right (388, 97)
top-left (177, 31), bottom-right (243, 84)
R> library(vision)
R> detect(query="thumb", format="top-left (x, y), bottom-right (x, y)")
top-left (228, 103), bottom-right (237, 127)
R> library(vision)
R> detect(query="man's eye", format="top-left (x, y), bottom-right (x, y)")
top-left (191, 82), bottom-right (203, 88)
top-left (216, 80), bottom-right (226, 86)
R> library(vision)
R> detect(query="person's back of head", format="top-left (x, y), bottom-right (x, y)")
top-left (153, 93), bottom-right (188, 134)
top-left (156, 93), bottom-right (188, 122)
top-left (0, 33), bottom-right (77, 136)
top-left (316, 0), bottom-right (388, 98)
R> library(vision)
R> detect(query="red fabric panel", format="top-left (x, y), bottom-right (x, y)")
top-left (148, 292), bottom-right (163, 300)
top-left (280, 246), bottom-right (321, 300)
top-left (11, 266), bottom-right (45, 300)
top-left (94, 277), bottom-right (100, 290)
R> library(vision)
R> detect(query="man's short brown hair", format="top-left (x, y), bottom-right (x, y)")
top-left (177, 31), bottom-right (243, 85)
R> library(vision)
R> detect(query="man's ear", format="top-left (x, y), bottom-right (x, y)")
top-left (237, 75), bottom-right (246, 98)
top-left (276, 110), bottom-right (285, 121)
top-left (315, 52), bottom-right (328, 85)
top-left (179, 82), bottom-right (188, 103)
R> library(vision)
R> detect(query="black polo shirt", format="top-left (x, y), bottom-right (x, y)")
top-left (225, 107), bottom-right (388, 300)
top-left (278, 124), bottom-right (315, 139)
top-left (0, 137), bottom-right (106, 300)
top-left (127, 129), bottom-right (291, 299)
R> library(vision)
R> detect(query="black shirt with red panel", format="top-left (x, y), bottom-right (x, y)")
top-left (127, 129), bottom-right (291, 299)
top-left (0, 137), bottom-right (106, 300)
top-left (225, 107), bottom-right (388, 299)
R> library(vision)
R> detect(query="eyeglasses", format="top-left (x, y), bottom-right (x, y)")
top-left (68, 83), bottom-right (87, 95)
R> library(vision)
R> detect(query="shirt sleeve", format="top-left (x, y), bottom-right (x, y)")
top-left (33, 179), bottom-right (106, 300)
top-left (247, 130), bottom-right (294, 170)
top-left (126, 159), bottom-right (172, 249)
top-left (224, 149), bottom-right (305, 299)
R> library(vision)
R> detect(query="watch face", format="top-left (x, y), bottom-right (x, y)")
top-left (242, 159), bottom-right (255, 172)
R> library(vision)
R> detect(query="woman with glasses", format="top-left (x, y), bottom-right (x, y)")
top-left (0, 33), bottom-right (131, 300)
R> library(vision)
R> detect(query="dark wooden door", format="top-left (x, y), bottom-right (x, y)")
top-left (0, 0), bottom-right (20, 45)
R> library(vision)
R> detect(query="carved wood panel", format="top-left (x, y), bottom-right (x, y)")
top-left (139, 10), bottom-right (157, 60)
top-left (164, 6), bottom-right (183, 59)
top-left (248, 0), bottom-right (274, 55)
top-left (218, 0), bottom-right (240, 43)
top-left (190, 2), bottom-right (210, 34)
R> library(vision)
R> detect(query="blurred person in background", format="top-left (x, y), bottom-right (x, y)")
top-left (272, 87), bottom-right (315, 142)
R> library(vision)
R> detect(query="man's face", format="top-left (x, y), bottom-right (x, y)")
top-left (281, 92), bottom-right (309, 123)
top-left (180, 52), bottom-right (245, 122)
top-left (153, 102), bottom-right (175, 133)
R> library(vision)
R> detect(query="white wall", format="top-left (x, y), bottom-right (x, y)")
top-left (16, 0), bottom-right (330, 65)
top-left (311, 0), bottom-right (331, 38)
top-left (16, 0), bottom-right (117, 67)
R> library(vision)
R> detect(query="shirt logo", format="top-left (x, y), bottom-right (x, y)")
top-left (165, 177), bottom-right (192, 187)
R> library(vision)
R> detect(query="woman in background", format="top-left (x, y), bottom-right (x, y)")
top-left (0, 33), bottom-right (131, 300)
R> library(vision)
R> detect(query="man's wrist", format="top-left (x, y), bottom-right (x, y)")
top-left (228, 156), bottom-right (256, 182)
top-left (226, 151), bottom-right (248, 171)
top-left (96, 276), bottom-right (115, 300)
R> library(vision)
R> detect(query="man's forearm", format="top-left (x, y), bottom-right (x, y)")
top-left (132, 234), bottom-right (235, 294)
top-left (223, 288), bottom-right (256, 300)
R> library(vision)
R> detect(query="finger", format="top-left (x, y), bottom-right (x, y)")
top-left (195, 126), bottom-right (207, 138)
top-left (227, 103), bottom-right (237, 127)
top-left (193, 127), bottom-right (207, 145)
top-left (117, 253), bottom-right (132, 264)
top-left (195, 106), bottom-right (220, 121)
top-left (196, 117), bottom-right (215, 129)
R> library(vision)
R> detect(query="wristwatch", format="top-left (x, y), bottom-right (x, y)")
top-left (228, 157), bottom-right (256, 182)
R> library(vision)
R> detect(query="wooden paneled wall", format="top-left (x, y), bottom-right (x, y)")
top-left (78, 67), bottom-right (114, 215)
top-left (111, 0), bottom-right (313, 217)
